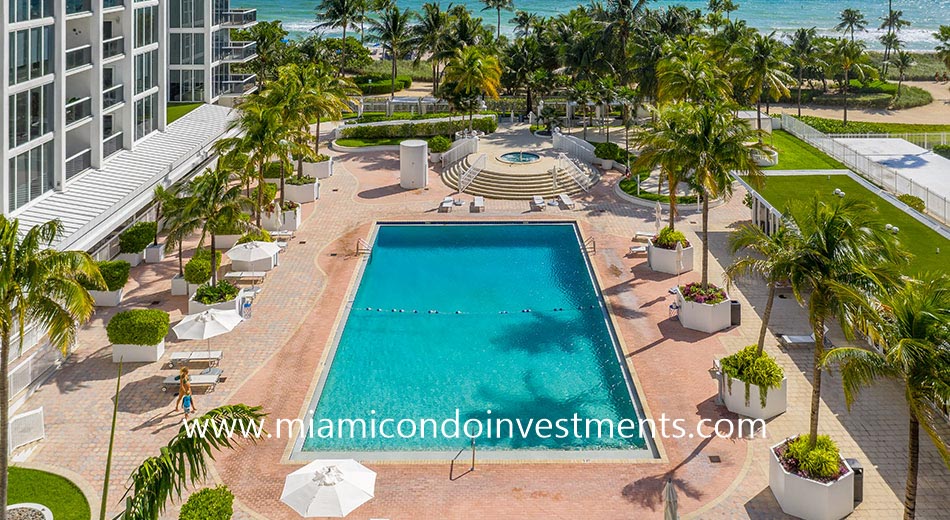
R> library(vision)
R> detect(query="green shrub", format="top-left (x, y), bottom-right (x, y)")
top-left (427, 135), bottom-right (452, 153)
top-left (214, 214), bottom-right (251, 236)
top-left (652, 226), bottom-right (689, 249)
top-left (897, 193), bottom-right (926, 212)
top-left (933, 144), bottom-right (950, 159)
top-left (679, 282), bottom-right (727, 305)
top-left (194, 281), bottom-right (240, 304)
top-left (180, 486), bottom-right (234, 520)
top-left (782, 435), bottom-right (843, 480)
top-left (312, 153), bottom-right (330, 163)
top-left (285, 175), bottom-right (317, 186)
top-left (184, 258), bottom-right (212, 285)
top-left (83, 260), bottom-right (130, 292)
top-left (236, 229), bottom-right (273, 244)
top-left (594, 142), bottom-right (620, 161)
top-left (119, 221), bottom-right (157, 253)
top-left (193, 248), bottom-right (222, 268)
top-left (357, 81), bottom-right (406, 95)
top-left (251, 183), bottom-right (278, 206)
top-left (721, 345), bottom-right (784, 408)
top-left (261, 162), bottom-right (285, 179)
top-left (339, 117), bottom-right (497, 140)
top-left (106, 309), bottom-right (169, 346)
top-left (890, 86), bottom-right (933, 110)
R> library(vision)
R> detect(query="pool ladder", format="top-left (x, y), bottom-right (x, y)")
top-left (449, 437), bottom-right (476, 481)
top-left (356, 238), bottom-right (372, 256)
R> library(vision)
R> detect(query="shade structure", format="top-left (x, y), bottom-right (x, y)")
top-left (663, 478), bottom-right (679, 520)
top-left (173, 309), bottom-right (243, 342)
top-left (227, 240), bottom-right (282, 263)
top-left (281, 459), bottom-right (376, 518)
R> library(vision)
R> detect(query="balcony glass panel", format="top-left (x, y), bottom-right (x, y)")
top-left (65, 46), bottom-right (92, 71)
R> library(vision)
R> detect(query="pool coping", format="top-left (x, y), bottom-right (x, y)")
top-left (286, 220), bottom-right (665, 464)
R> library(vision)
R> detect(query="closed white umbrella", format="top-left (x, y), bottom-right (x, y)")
top-left (281, 459), bottom-right (376, 518)
top-left (172, 309), bottom-right (243, 355)
top-left (663, 478), bottom-right (678, 520)
top-left (654, 200), bottom-right (663, 233)
top-left (226, 241), bottom-right (281, 263)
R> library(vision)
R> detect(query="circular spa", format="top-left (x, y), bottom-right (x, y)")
top-left (498, 151), bottom-right (542, 164)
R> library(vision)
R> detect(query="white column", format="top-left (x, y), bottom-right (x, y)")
top-left (156, 0), bottom-right (167, 130)
top-left (121, 4), bottom-right (135, 149)
top-left (0, 0), bottom-right (9, 214)
top-left (204, 1), bottom-right (215, 103)
top-left (53, 0), bottom-right (67, 190)
top-left (91, 0), bottom-right (104, 168)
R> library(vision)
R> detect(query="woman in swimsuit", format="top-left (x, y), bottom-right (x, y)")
top-left (174, 366), bottom-right (191, 411)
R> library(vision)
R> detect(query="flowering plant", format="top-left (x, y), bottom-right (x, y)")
top-left (680, 282), bottom-right (727, 305)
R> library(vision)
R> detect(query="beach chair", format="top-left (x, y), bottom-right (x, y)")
top-left (439, 197), bottom-right (454, 213)
top-left (162, 372), bottom-right (221, 393)
top-left (633, 231), bottom-right (654, 241)
top-left (168, 351), bottom-right (223, 368)
top-left (473, 196), bottom-right (485, 212)
top-left (629, 245), bottom-right (647, 254)
top-left (532, 196), bottom-right (546, 211)
top-left (558, 193), bottom-right (575, 209)
top-left (224, 271), bottom-right (267, 285)
top-left (778, 333), bottom-right (833, 347)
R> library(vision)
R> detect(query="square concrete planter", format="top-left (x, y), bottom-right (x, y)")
top-left (116, 252), bottom-right (143, 267)
top-left (648, 239), bottom-right (694, 275)
top-left (302, 157), bottom-right (333, 179)
top-left (171, 275), bottom-right (209, 296)
top-left (429, 152), bottom-right (443, 163)
top-left (280, 207), bottom-right (301, 232)
top-left (285, 181), bottom-right (319, 204)
top-left (112, 340), bottom-right (165, 363)
top-left (89, 288), bottom-right (124, 307)
top-left (769, 440), bottom-right (854, 520)
top-left (675, 287), bottom-right (732, 333)
top-left (144, 243), bottom-right (165, 264)
top-left (188, 290), bottom-right (243, 315)
top-left (215, 234), bottom-right (242, 249)
top-left (721, 371), bottom-right (788, 420)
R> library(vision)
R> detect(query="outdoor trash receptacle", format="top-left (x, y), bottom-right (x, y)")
top-left (730, 300), bottom-right (741, 326)
top-left (846, 458), bottom-right (863, 504)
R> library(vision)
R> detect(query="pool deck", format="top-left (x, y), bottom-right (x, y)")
top-left (15, 132), bottom-right (950, 518)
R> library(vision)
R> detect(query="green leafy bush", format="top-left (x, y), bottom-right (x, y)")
top-left (594, 142), bottom-right (620, 161)
top-left (193, 248), bottom-right (222, 268)
top-left (897, 194), bottom-right (926, 212)
top-left (106, 309), bottom-right (169, 346)
top-left (652, 227), bottom-right (689, 250)
top-left (339, 117), bottom-right (497, 140)
top-left (83, 260), bottom-right (130, 292)
top-left (184, 258), bottom-right (212, 285)
top-left (358, 80), bottom-right (406, 95)
top-left (194, 281), bottom-right (240, 304)
top-left (179, 485), bottom-right (234, 520)
top-left (119, 221), bottom-right (157, 253)
top-left (933, 144), bottom-right (950, 159)
top-left (679, 282), bottom-right (727, 305)
top-left (427, 135), bottom-right (452, 153)
top-left (285, 175), bottom-right (317, 186)
top-left (213, 214), bottom-right (251, 236)
top-left (236, 229), bottom-right (273, 244)
top-left (312, 154), bottom-right (330, 163)
top-left (781, 435), bottom-right (844, 481)
top-left (721, 345), bottom-right (784, 408)
top-left (889, 86), bottom-right (933, 110)
top-left (251, 183), bottom-right (278, 206)
top-left (261, 162), bottom-right (285, 179)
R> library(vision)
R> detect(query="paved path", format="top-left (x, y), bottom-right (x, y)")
top-left (775, 81), bottom-right (950, 125)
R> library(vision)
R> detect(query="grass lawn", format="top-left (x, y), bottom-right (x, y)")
top-left (753, 174), bottom-right (948, 276)
top-left (8, 467), bottom-right (90, 520)
top-left (167, 102), bottom-right (203, 124)
top-left (335, 137), bottom-right (410, 147)
top-left (764, 130), bottom-right (846, 170)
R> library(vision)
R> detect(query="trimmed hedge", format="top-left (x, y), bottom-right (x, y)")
top-left (427, 136), bottom-right (452, 153)
top-left (236, 229), bottom-right (273, 244)
top-left (194, 281), bottom-right (240, 304)
top-left (285, 175), bottom-right (317, 186)
top-left (180, 486), bottom-right (234, 520)
top-left (193, 248), bottom-right (222, 268)
top-left (897, 193), bottom-right (926, 212)
top-left (106, 309), bottom-right (169, 346)
top-left (934, 144), bottom-right (950, 160)
top-left (261, 162), bottom-right (285, 179)
top-left (184, 258), bottom-right (212, 285)
top-left (594, 142), bottom-right (620, 161)
top-left (84, 260), bottom-right (130, 292)
top-left (355, 74), bottom-right (412, 95)
top-left (339, 117), bottom-right (497, 140)
top-left (119, 221), bottom-right (157, 254)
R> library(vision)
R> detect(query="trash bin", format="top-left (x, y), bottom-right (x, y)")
top-left (852, 462), bottom-right (864, 504)
top-left (730, 300), bottom-right (741, 326)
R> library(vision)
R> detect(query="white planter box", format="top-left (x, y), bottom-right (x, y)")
top-left (89, 288), bottom-right (124, 307)
top-left (144, 243), bottom-right (165, 264)
top-left (598, 158), bottom-right (614, 169)
top-left (769, 440), bottom-right (854, 520)
top-left (171, 275), bottom-right (209, 296)
top-left (116, 252), bottom-right (143, 267)
top-left (429, 152), bottom-right (443, 163)
top-left (647, 239), bottom-right (694, 275)
top-left (753, 148), bottom-right (779, 167)
top-left (112, 340), bottom-right (165, 363)
top-left (264, 177), bottom-right (280, 185)
top-left (262, 211), bottom-right (283, 232)
top-left (285, 181), bottom-right (319, 204)
top-left (215, 234), bottom-right (241, 249)
top-left (188, 290), bottom-right (243, 315)
top-left (722, 371), bottom-right (788, 420)
top-left (675, 287), bottom-right (732, 334)
top-left (280, 207), bottom-right (301, 232)
top-left (302, 158), bottom-right (333, 179)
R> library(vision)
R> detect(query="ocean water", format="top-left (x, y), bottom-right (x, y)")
top-left (250, 0), bottom-right (949, 50)
top-left (301, 223), bottom-right (648, 453)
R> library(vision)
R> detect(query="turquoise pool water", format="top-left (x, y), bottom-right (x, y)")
top-left (301, 223), bottom-right (649, 454)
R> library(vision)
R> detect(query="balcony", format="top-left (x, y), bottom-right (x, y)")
top-left (103, 84), bottom-right (124, 109)
top-left (102, 0), bottom-right (124, 8)
top-left (103, 36), bottom-right (124, 60)
top-left (65, 45), bottom-right (92, 72)
top-left (219, 41), bottom-right (257, 63)
top-left (66, 0), bottom-right (91, 14)
top-left (65, 149), bottom-right (92, 179)
top-left (65, 97), bottom-right (92, 126)
top-left (220, 8), bottom-right (256, 28)
top-left (103, 132), bottom-right (123, 158)
top-left (219, 74), bottom-right (257, 96)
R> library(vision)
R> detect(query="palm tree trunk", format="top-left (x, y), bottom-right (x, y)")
top-left (808, 322), bottom-right (825, 449)
top-left (256, 163), bottom-right (264, 228)
top-left (756, 283), bottom-right (776, 356)
top-left (797, 70), bottom-right (803, 117)
top-left (432, 61), bottom-right (438, 96)
top-left (756, 100), bottom-right (763, 143)
top-left (904, 414), bottom-right (920, 520)
top-left (391, 53), bottom-right (397, 98)
top-left (178, 238), bottom-right (184, 277)
top-left (279, 162), bottom-right (286, 208)
top-left (315, 115), bottom-right (322, 155)
top-left (843, 69), bottom-right (850, 125)
top-left (210, 233), bottom-right (218, 285)
top-left (341, 26), bottom-right (348, 77)
top-left (668, 178), bottom-right (677, 230)
top-left (701, 194), bottom-right (710, 288)
top-left (1, 330), bottom-right (10, 520)
top-left (497, 9), bottom-right (501, 39)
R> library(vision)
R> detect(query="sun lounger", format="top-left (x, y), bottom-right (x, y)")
top-left (168, 351), bottom-right (223, 368)
top-left (225, 271), bottom-right (267, 285)
top-left (439, 198), bottom-right (454, 213)
top-left (558, 193), bottom-right (575, 209)
top-left (532, 196), bottom-right (546, 211)
top-left (162, 372), bottom-right (221, 393)
top-left (779, 333), bottom-right (832, 347)
top-left (276, 241), bottom-right (288, 250)
top-left (270, 230), bottom-right (294, 240)
top-left (472, 196), bottom-right (485, 212)
top-left (633, 231), bottom-right (654, 241)
top-left (629, 246), bottom-right (647, 254)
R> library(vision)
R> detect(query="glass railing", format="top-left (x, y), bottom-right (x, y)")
top-left (103, 132), bottom-right (123, 157)
top-left (103, 84), bottom-right (123, 108)
top-left (102, 0), bottom-right (123, 8)
top-left (220, 8), bottom-right (256, 27)
top-left (65, 97), bottom-right (92, 125)
top-left (219, 41), bottom-right (257, 62)
top-left (219, 74), bottom-right (257, 95)
top-left (66, 0), bottom-right (91, 14)
top-left (65, 45), bottom-right (92, 71)
top-left (103, 36), bottom-right (124, 59)
top-left (65, 149), bottom-right (91, 179)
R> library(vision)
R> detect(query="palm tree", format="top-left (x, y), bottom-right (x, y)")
top-left (183, 166), bottom-right (252, 285)
top-left (415, 3), bottom-right (452, 95)
top-left (367, 7), bottom-right (419, 98)
top-left (443, 46), bottom-right (502, 131)
top-left (879, 9), bottom-right (910, 75)
top-left (238, 21), bottom-right (289, 88)
top-left (739, 31), bottom-right (793, 138)
top-left (161, 189), bottom-right (200, 278)
top-left (481, 0), bottom-right (514, 39)
top-left (122, 405), bottom-right (267, 519)
top-left (835, 8), bottom-right (867, 43)
top-left (823, 274), bottom-right (950, 519)
top-left (889, 50), bottom-right (916, 96)
top-left (657, 38), bottom-right (731, 103)
top-left (787, 196), bottom-right (906, 449)
top-left (833, 38), bottom-right (873, 124)
top-left (789, 27), bottom-right (821, 117)
top-left (631, 104), bottom-right (692, 229)
top-left (935, 25), bottom-right (950, 70)
top-left (726, 223), bottom-right (803, 355)
top-left (315, 0), bottom-right (360, 76)
top-left (0, 217), bottom-right (100, 515)
top-left (510, 10), bottom-right (539, 37)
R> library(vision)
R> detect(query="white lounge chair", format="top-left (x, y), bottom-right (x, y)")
top-left (779, 333), bottom-right (832, 347)
top-left (270, 230), bottom-right (294, 240)
top-left (629, 246), bottom-right (647, 254)
top-left (168, 351), bottom-right (223, 368)
top-left (558, 193), bottom-right (575, 209)
top-left (162, 372), bottom-right (221, 392)
top-left (224, 271), bottom-right (267, 285)
top-left (473, 196), bottom-right (485, 212)
top-left (532, 196), bottom-right (546, 211)
top-left (633, 231), bottom-right (654, 241)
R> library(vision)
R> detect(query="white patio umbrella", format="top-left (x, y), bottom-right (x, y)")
top-left (654, 200), bottom-right (663, 233)
top-left (172, 308), bottom-right (243, 355)
top-left (663, 478), bottom-right (679, 520)
top-left (226, 240), bottom-right (282, 263)
top-left (674, 240), bottom-right (685, 287)
top-left (281, 459), bottom-right (376, 518)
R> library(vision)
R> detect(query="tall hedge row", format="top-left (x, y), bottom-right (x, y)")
top-left (339, 117), bottom-right (497, 140)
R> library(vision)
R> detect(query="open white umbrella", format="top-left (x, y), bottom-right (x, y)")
top-left (281, 459), bottom-right (376, 518)
top-left (654, 200), bottom-right (663, 233)
top-left (226, 240), bottom-right (282, 263)
top-left (663, 478), bottom-right (679, 520)
top-left (172, 308), bottom-right (243, 355)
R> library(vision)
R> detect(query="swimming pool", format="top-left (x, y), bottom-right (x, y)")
top-left (296, 223), bottom-right (655, 459)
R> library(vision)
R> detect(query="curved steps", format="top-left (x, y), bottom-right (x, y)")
top-left (440, 156), bottom-right (601, 200)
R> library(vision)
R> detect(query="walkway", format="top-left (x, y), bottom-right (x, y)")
top-left (775, 81), bottom-right (950, 125)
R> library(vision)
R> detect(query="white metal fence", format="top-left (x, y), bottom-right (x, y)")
top-left (441, 137), bottom-right (478, 168)
top-left (553, 131), bottom-right (596, 164)
top-left (9, 407), bottom-right (44, 452)
top-left (458, 154), bottom-right (488, 193)
top-left (557, 153), bottom-right (595, 192)
top-left (782, 115), bottom-right (949, 225)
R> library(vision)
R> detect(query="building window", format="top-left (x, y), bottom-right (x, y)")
top-left (135, 93), bottom-right (158, 139)
top-left (169, 69), bottom-right (205, 102)
top-left (8, 82), bottom-right (52, 149)
top-left (134, 50), bottom-right (158, 94)
top-left (7, 141), bottom-right (54, 211)
top-left (134, 6), bottom-right (158, 48)
top-left (170, 0), bottom-right (205, 28)
top-left (8, 26), bottom-right (52, 85)
top-left (9, 0), bottom-right (52, 23)
top-left (170, 33), bottom-right (204, 65)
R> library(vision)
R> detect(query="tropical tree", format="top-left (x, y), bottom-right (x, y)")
top-left (889, 50), bottom-right (916, 96)
top-left (835, 8), bottom-right (867, 43)
top-left (510, 10), bottom-right (539, 37)
top-left (631, 107), bottom-right (690, 229)
top-left (739, 31), bottom-right (793, 137)
top-left (442, 46), bottom-right (502, 131)
top-left (0, 217), bottom-right (101, 515)
top-left (415, 2), bottom-right (453, 95)
top-left (657, 37), bottom-right (731, 103)
top-left (823, 274), bottom-right (950, 519)
top-left (833, 38), bottom-right (873, 124)
top-left (879, 8), bottom-right (910, 75)
top-left (367, 7), bottom-right (419, 98)
top-left (315, 0), bottom-right (360, 76)
top-left (482, 0), bottom-right (514, 39)
top-left (935, 25), bottom-right (950, 70)
top-left (183, 166), bottom-right (252, 285)
top-left (786, 196), bottom-right (906, 449)
top-left (161, 188), bottom-right (200, 278)
top-left (235, 21), bottom-right (290, 88)
top-left (278, 63), bottom-right (356, 160)
top-left (789, 27), bottom-right (822, 117)
top-left (122, 405), bottom-right (267, 519)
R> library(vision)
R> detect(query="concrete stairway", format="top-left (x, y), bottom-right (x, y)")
top-left (440, 156), bottom-right (600, 200)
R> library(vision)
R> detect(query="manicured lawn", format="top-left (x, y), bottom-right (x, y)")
top-left (764, 130), bottom-right (846, 170)
top-left (8, 467), bottom-right (91, 520)
top-left (167, 102), bottom-right (203, 123)
top-left (753, 174), bottom-right (948, 276)
top-left (335, 137), bottom-right (409, 147)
